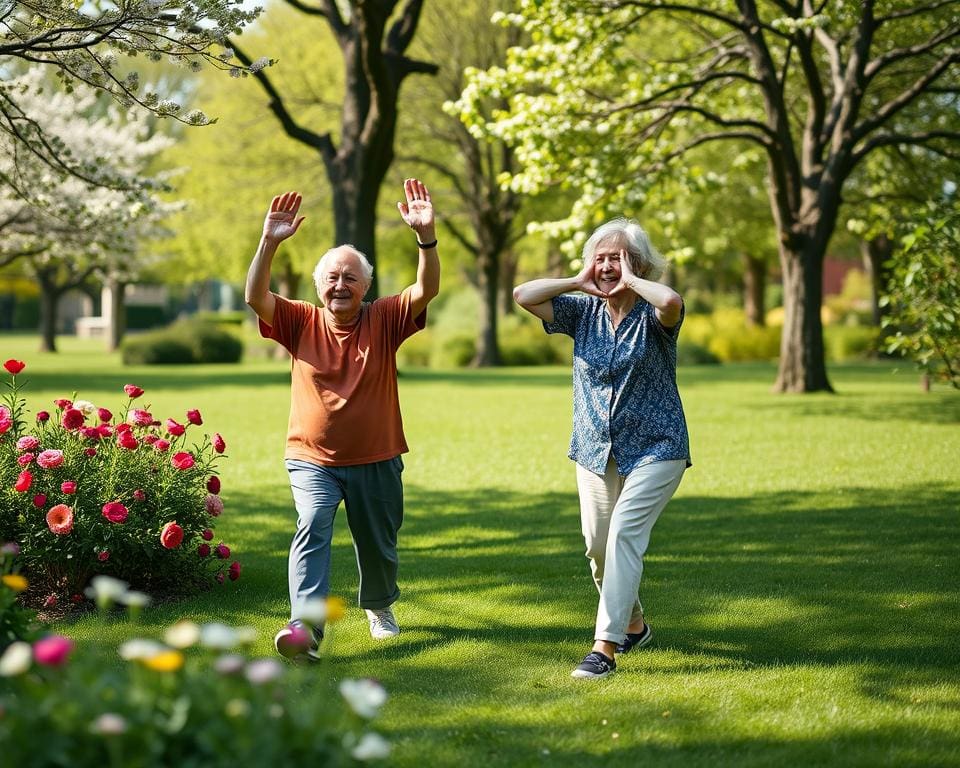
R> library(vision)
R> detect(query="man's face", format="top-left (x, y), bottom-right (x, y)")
top-left (319, 249), bottom-right (369, 320)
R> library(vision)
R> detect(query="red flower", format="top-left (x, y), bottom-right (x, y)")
top-left (160, 521), bottom-right (184, 549)
top-left (117, 431), bottom-right (139, 450)
top-left (14, 471), bottom-right (32, 492)
top-left (198, 543), bottom-right (211, 558)
top-left (70, 594), bottom-right (84, 605)
top-left (215, 572), bottom-right (225, 584)
top-left (165, 419), bottom-right (185, 437)
top-left (46, 504), bottom-right (74, 535)
top-left (154, 439), bottom-right (170, 453)
top-left (124, 384), bottom-right (144, 398)
top-left (97, 550), bottom-right (110, 562)
top-left (80, 426), bottom-right (102, 440)
top-left (213, 433), bottom-right (226, 454)
top-left (171, 451), bottom-right (195, 470)
top-left (102, 501), bottom-right (129, 524)
top-left (61, 408), bottom-right (85, 430)
top-left (3, 359), bottom-right (25, 375)
top-left (130, 409), bottom-right (153, 427)
top-left (228, 561), bottom-right (241, 581)
top-left (84, 448), bottom-right (97, 458)
top-left (36, 449), bottom-right (64, 469)
top-left (142, 434), bottom-right (158, 445)
top-left (186, 409), bottom-right (203, 426)
top-left (215, 543), bottom-right (230, 559)
top-left (207, 476), bottom-right (221, 494)
top-left (97, 407), bottom-right (113, 423)
top-left (0, 407), bottom-right (11, 435)
top-left (43, 594), bottom-right (58, 608)
top-left (17, 453), bottom-right (34, 466)
top-left (61, 481), bottom-right (77, 494)
top-left (133, 489), bottom-right (146, 501)
top-left (33, 494), bottom-right (47, 508)
top-left (115, 422), bottom-right (132, 433)
top-left (54, 398), bottom-right (72, 410)
top-left (201, 528), bottom-right (214, 541)
top-left (33, 635), bottom-right (73, 666)
top-left (98, 425), bottom-right (113, 438)
top-left (36, 411), bottom-right (50, 422)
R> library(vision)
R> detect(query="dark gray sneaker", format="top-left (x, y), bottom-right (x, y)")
top-left (571, 651), bottom-right (617, 679)
top-left (616, 623), bottom-right (653, 654)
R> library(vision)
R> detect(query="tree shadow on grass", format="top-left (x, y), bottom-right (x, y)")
top-left (18, 367), bottom-right (292, 395)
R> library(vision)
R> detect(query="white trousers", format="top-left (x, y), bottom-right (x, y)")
top-left (576, 457), bottom-right (686, 643)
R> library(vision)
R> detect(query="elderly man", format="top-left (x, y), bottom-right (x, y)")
top-left (245, 178), bottom-right (440, 658)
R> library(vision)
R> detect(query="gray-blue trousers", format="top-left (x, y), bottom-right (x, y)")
top-left (285, 457), bottom-right (404, 620)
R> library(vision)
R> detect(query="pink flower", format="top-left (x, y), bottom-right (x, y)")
top-left (97, 550), bottom-right (110, 562)
top-left (17, 453), bottom-right (34, 466)
top-left (14, 471), bottom-right (32, 492)
top-left (171, 452), bottom-right (195, 470)
top-left (43, 594), bottom-right (58, 608)
top-left (123, 384), bottom-right (144, 399)
top-left (102, 502), bottom-right (129, 524)
top-left (201, 528), bottom-right (214, 541)
top-left (0, 407), bottom-right (12, 435)
top-left (97, 425), bottom-right (112, 438)
top-left (16, 436), bottom-right (39, 452)
top-left (33, 494), bottom-right (47, 508)
top-left (186, 409), bottom-right (203, 425)
top-left (97, 407), bottom-right (112, 423)
top-left (33, 635), bottom-right (73, 666)
top-left (3, 359), bottom-right (25, 375)
top-left (130, 409), bottom-right (153, 427)
top-left (133, 489), bottom-right (146, 502)
top-left (205, 494), bottom-right (224, 517)
top-left (154, 439), bottom-right (170, 453)
top-left (61, 408), bottom-right (84, 430)
top-left (61, 481), bottom-right (77, 494)
top-left (36, 449), bottom-right (64, 469)
top-left (36, 411), bottom-right (50, 422)
top-left (54, 399), bottom-right (72, 410)
top-left (215, 572), bottom-right (225, 584)
top-left (228, 561), bottom-right (241, 581)
top-left (142, 434), bottom-right (158, 446)
top-left (46, 504), bottom-right (73, 535)
top-left (160, 521), bottom-right (184, 549)
top-left (84, 448), bottom-right (97, 458)
top-left (198, 543), bottom-right (211, 558)
top-left (80, 426), bottom-right (102, 440)
top-left (215, 543), bottom-right (230, 559)
top-left (115, 422), bottom-right (132, 434)
top-left (117, 431), bottom-right (139, 451)
top-left (165, 419), bottom-right (185, 437)
top-left (207, 476), bottom-right (221, 494)
top-left (1, 543), bottom-right (21, 556)
top-left (212, 433), bottom-right (226, 454)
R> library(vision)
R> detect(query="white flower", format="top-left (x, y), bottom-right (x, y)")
top-left (244, 658), bottom-right (284, 685)
top-left (351, 732), bottom-right (391, 761)
top-left (235, 625), bottom-right (258, 646)
top-left (164, 620), bottom-right (201, 648)
top-left (90, 713), bottom-right (128, 735)
top-left (72, 399), bottom-right (97, 415)
top-left (0, 641), bottom-right (32, 676)
top-left (118, 590), bottom-right (151, 608)
top-left (118, 638), bottom-right (165, 661)
top-left (200, 622), bottom-right (240, 650)
top-left (213, 653), bottom-right (245, 675)
top-left (340, 678), bottom-right (388, 719)
top-left (85, 575), bottom-right (129, 608)
top-left (248, 56), bottom-right (270, 73)
top-left (300, 597), bottom-right (328, 625)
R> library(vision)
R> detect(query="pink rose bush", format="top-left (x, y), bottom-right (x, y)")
top-left (0, 363), bottom-right (238, 601)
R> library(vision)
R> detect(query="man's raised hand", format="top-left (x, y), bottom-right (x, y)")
top-left (397, 178), bottom-right (435, 239)
top-left (263, 191), bottom-right (305, 243)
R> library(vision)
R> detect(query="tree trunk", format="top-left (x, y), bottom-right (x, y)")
top-left (742, 252), bottom-right (767, 326)
top-left (36, 270), bottom-right (59, 353)
top-left (861, 234), bottom-right (893, 326)
top-left (472, 248), bottom-right (501, 366)
top-left (500, 249), bottom-right (518, 315)
top-left (774, 246), bottom-right (832, 392)
top-left (105, 278), bottom-right (127, 352)
top-left (277, 260), bottom-right (302, 301)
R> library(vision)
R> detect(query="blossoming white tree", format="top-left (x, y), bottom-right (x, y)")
top-left (0, 68), bottom-right (178, 352)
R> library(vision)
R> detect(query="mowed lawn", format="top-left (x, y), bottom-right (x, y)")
top-left (3, 334), bottom-right (960, 767)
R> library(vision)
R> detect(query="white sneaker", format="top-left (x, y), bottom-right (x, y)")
top-left (365, 607), bottom-right (400, 639)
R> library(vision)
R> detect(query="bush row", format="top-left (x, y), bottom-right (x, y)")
top-left (122, 319), bottom-right (244, 365)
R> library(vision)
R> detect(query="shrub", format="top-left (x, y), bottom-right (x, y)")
top-left (181, 320), bottom-right (244, 364)
top-left (0, 543), bottom-right (41, 649)
top-left (121, 320), bottom-right (244, 365)
top-left (824, 324), bottom-right (881, 362)
top-left (0, 361), bottom-right (238, 602)
top-left (121, 333), bottom-right (194, 364)
top-left (0, 589), bottom-right (391, 767)
top-left (684, 309), bottom-right (781, 362)
top-left (676, 340), bottom-right (721, 366)
top-left (499, 312), bottom-right (571, 366)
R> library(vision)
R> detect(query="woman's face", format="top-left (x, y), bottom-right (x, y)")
top-left (593, 238), bottom-right (626, 293)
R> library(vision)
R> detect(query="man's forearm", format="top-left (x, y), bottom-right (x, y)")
top-left (245, 237), bottom-right (279, 305)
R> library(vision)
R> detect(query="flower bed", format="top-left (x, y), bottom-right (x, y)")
top-left (0, 360), bottom-right (239, 604)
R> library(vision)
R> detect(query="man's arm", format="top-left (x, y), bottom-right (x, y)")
top-left (245, 191), bottom-right (305, 327)
top-left (396, 178), bottom-right (440, 318)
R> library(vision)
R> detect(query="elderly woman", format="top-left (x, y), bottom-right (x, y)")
top-left (514, 218), bottom-right (691, 679)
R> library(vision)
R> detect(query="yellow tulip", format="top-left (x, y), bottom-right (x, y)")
top-left (143, 650), bottom-right (184, 672)
top-left (326, 596), bottom-right (347, 623)
top-left (2, 574), bottom-right (28, 593)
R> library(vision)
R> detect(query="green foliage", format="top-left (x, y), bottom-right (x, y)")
top-left (0, 545), bottom-right (41, 649)
top-left (676, 340), bottom-right (721, 366)
top-left (122, 321), bottom-right (244, 366)
top-left (0, 365), bottom-right (235, 600)
top-left (684, 309), bottom-right (781, 362)
top-left (0, 594), bottom-right (389, 767)
top-left (882, 198), bottom-right (960, 389)
top-left (824, 325), bottom-right (881, 363)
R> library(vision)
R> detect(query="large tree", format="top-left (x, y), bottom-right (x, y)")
top-left (457, 0), bottom-right (960, 392)
top-left (232, 0), bottom-right (437, 298)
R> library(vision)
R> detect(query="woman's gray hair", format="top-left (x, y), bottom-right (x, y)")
top-left (312, 245), bottom-right (374, 294)
top-left (582, 218), bottom-right (666, 281)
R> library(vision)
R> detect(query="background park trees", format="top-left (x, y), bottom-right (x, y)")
top-left (457, 0), bottom-right (960, 391)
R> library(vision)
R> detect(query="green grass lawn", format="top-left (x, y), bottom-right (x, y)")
top-left (3, 334), bottom-right (960, 766)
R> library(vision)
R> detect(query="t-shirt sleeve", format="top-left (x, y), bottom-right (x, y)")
top-left (257, 294), bottom-right (314, 355)
top-left (543, 294), bottom-right (585, 338)
top-left (374, 287), bottom-right (427, 349)
top-left (647, 299), bottom-right (684, 343)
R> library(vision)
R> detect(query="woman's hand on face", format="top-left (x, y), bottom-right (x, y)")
top-left (606, 249), bottom-right (636, 297)
top-left (575, 254), bottom-right (607, 298)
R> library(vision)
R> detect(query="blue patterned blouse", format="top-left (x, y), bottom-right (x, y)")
top-left (544, 294), bottom-right (691, 475)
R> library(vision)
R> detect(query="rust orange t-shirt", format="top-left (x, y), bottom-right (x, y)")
top-left (259, 288), bottom-right (426, 466)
